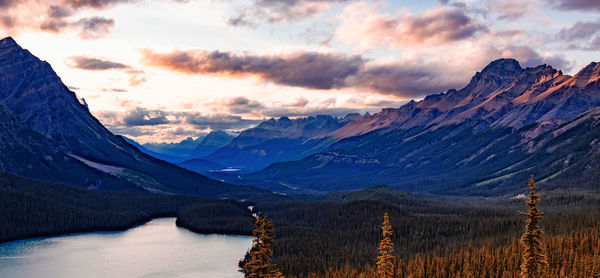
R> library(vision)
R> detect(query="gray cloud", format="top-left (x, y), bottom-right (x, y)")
top-left (546, 0), bottom-right (600, 11)
top-left (75, 16), bottom-right (114, 39)
top-left (0, 0), bottom-right (20, 8)
top-left (67, 56), bottom-right (130, 70)
top-left (123, 107), bottom-right (170, 126)
top-left (556, 20), bottom-right (600, 50)
top-left (39, 16), bottom-right (114, 39)
top-left (228, 0), bottom-right (351, 27)
top-left (182, 113), bottom-right (261, 130)
top-left (557, 20), bottom-right (600, 41)
top-left (48, 5), bottom-right (74, 18)
top-left (62, 0), bottom-right (133, 9)
top-left (504, 45), bottom-right (573, 71)
top-left (222, 96), bottom-right (266, 114)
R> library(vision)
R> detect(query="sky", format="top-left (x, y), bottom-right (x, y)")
top-left (1, 0), bottom-right (600, 143)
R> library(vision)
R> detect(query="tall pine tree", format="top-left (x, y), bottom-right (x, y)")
top-left (519, 176), bottom-right (547, 278)
top-left (376, 212), bottom-right (394, 278)
top-left (243, 212), bottom-right (283, 278)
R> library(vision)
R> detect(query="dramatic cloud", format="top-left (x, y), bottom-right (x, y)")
top-left (335, 2), bottom-right (487, 49)
top-left (546, 0), bottom-right (600, 11)
top-left (227, 0), bottom-right (351, 27)
top-left (67, 56), bottom-right (130, 70)
top-left (141, 49), bottom-right (364, 90)
top-left (141, 45), bottom-right (571, 98)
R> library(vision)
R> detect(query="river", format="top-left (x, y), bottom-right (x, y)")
top-left (0, 218), bottom-right (253, 278)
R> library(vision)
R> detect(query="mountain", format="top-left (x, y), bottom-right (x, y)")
top-left (205, 114), bottom-right (361, 172)
top-left (142, 136), bottom-right (204, 159)
top-left (123, 137), bottom-right (186, 163)
top-left (188, 130), bottom-right (235, 158)
top-left (0, 37), bottom-right (264, 198)
top-left (246, 59), bottom-right (600, 195)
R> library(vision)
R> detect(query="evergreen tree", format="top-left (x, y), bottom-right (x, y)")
top-left (376, 212), bottom-right (394, 278)
top-left (518, 176), bottom-right (547, 278)
top-left (243, 212), bottom-right (284, 278)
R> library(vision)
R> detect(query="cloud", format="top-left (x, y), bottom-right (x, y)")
top-left (122, 107), bottom-right (170, 126)
top-left (66, 56), bottom-right (147, 86)
top-left (557, 20), bottom-right (600, 41)
top-left (0, 0), bottom-right (21, 8)
top-left (183, 113), bottom-right (261, 130)
top-left (220, 96), bottom-right (266, 114)
top-left (286, 96), bottom-right (309, 107)
top-left (39, 16), bottom-right (115, 39)
top-left (555, 19), bottom-right (600, 50)
top-left (126, 69), bottom-right (147, 86)
top-left (487, 0), bottom-right (533, 20)
top-left (48, 4), bottom-right (74, 18)
top-left (141, 44), bottom-right (571, 98)
top-left (227, 0), bottom-right (351, 27)
top-left (141, 49), bottom-right (364, 90)
top-left (546, 0), bottom-right (600, 11)
top-left (61, 0), bottom-right (133, 9)
top-left (334, 2), bottom-right (487, 49)
top-left (67, 56), bottom-right (130, 70)
top-left (75, 16), bottom-right (114, 38)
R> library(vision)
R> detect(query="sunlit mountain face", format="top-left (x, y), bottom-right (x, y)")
top-left (1, 0), bottom-right (599, 145)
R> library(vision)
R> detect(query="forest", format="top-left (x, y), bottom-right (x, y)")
top-left (237, 181), bottom-right (600, 278)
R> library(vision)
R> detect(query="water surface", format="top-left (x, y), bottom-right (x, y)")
top-left (0, 218), bottom-right (253, 278)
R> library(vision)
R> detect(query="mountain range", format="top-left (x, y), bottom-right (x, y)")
top-left (0, 37), bottom-right (263, 199)
top-left (3, 35), bottom-right (600, 198)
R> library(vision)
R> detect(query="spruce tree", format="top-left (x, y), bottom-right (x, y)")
top-left (376, 212), bottom-right (394, 278)
top-left (243, 212), bottom-right (283, 278)
top-left (518, 176), bottom-right (547, 278)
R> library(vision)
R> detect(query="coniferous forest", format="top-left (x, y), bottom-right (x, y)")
top-left (222, 181), bottom-right (600, 278)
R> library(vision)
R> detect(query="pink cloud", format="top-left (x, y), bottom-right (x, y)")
top-left (334, 2), bottom-right (487, 49)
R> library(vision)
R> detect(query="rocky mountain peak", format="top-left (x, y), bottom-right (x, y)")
top-left (481, 58), bottom-right (522, 74)
top-left (0, 37), bottom-right (19, 50)
top-left (572, 61), bottom-right (600, 88)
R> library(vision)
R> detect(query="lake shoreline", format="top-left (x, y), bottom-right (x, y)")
top-left (1, 215), bottom-right (252, 245)
top-left (0, 218), bottom-right (254, 278)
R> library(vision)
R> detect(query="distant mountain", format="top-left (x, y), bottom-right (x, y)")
top-left (188, 130), bottom-right (236, 158)
top-left (205, 114), bottom-right (362, 172)
top-left (247, 59), bottom-right (600, 195)
top-left (0, 37), bottom-right (264, 199)
top-left (123, 137), bottom-right (186, 163)
top-left (142, 137), bottom-right (205, 159)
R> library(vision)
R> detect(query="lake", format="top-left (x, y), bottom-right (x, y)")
top-left (0, 218), bottom-right (253, 278)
